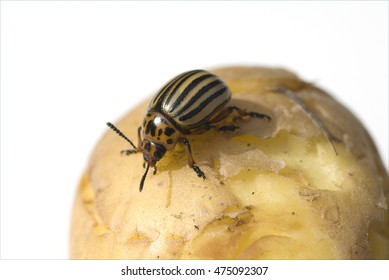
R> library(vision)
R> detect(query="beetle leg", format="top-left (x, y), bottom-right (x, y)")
top-left (206, 123), bottom-right (240, 132)
top-left (153, 165), bottom-right (157, 175)
top-left (228, 106), bottom-right (271, 121)
top-left (189, 123), bottom-right (240, 134)
top-left (137, 126), bottom-right (142, 148)
top-left (216, 124), bottom-right (240, 131)
top-left (121, 149), bottom-right (138, 156)
top-left (213, 106), bottom-right (271, 123)
top-left (180, 137), bottom-right (206, 180)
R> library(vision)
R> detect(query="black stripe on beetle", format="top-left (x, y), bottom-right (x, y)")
top-left (107, 69), bottom-right (271, 192)
top-left (168, 73), bottom-right (214, 113)
top-left (165, 71), bottom-right (205, 107)
top-left (172, 79), bottom-right (222, 118)
top-left (179, 87), bottom-right (228, 122)
top-left (153, 70), bottom-right (201, 109)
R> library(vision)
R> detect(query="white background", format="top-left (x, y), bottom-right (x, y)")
top-left (1, 1), bottom-right (388, 260)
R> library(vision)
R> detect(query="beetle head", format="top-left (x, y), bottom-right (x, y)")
top-left (140, 138), bottom-right (167, 166)
top-left (138, 139), bottom-right (167, 192)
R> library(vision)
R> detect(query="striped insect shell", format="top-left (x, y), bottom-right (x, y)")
top-left (138, 69), bottom-right (231, 173)
top-left (107, 69), bottom-right (271, 191)
top-left (147, 69), bottom-right (232, 131)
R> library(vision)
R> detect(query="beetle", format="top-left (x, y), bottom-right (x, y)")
top-left (107, 69), bottom-right (271, 192)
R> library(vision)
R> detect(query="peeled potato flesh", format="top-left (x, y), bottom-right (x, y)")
top-left (69, 66), bottom-right (388, 259)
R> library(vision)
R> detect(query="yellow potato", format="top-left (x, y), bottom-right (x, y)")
top-left (69, 66), bottom-right (388, 259)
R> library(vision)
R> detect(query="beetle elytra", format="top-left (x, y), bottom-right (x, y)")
top-left (107, 69), bottom-right (271, 191)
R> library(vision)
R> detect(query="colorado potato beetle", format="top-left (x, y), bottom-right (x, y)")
top-left (107, 69), bottom-right (271, 191)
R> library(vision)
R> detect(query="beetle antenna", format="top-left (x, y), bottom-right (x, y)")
top-left (139, 163), bottom-right (150, 192)
top-left (106, 122), bottom-right (137, 150)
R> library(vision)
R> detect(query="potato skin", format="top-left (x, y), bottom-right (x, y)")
top-left (70, 66), bottom-right (388, 259)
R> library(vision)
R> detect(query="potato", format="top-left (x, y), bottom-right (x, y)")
top-left (69, 66), bottom-right (388, 259)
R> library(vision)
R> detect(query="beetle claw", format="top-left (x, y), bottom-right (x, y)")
top-left (121, 149), bottom-right (138, 156)
top-left (218, 125), bottom-right (240, 132)
top-left (193, 165), bottom-right (206, 180)
top-left (249, 112), bottom-right (271, 121)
